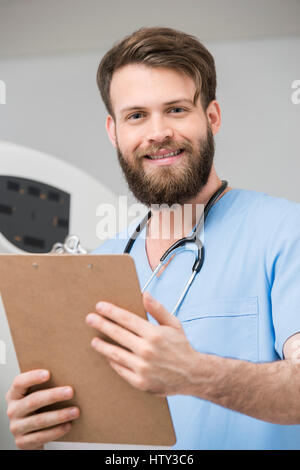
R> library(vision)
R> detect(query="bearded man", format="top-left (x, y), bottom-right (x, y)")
top-left (6, 27), bottom-right (300, 450)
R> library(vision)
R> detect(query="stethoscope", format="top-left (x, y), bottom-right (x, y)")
top-left (124, 180), bottom-right (229, 316)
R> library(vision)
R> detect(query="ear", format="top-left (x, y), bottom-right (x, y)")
top-left (106, 115), bottom-right (117, 148)
top-left (206, 100), bottom-right (221, 136)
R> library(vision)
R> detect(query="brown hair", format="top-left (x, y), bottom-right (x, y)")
top-left (96, 26), bottom-right (217, 118)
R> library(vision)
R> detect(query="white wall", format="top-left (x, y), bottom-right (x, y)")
top-left (0, 36), bottom-right (299, 449)
top-left (212, 37), bottom-right (300, 202)
top-left (0, 52), bottom-right (129, 199)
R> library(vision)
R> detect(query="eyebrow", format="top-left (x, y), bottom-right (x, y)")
top-left (120, 98), bottom-right (194, 114)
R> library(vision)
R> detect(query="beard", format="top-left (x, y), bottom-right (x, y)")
top-left (116, 126), bottom-right (215, 207)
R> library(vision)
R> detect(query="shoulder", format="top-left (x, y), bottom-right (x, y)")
top-left (232, 190), bottom-right (300, 266)
top-left (229, 188), bottom-right (300, 227)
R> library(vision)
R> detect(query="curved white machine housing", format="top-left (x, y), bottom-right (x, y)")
top-left (0, 140), bottom-right (121, 253)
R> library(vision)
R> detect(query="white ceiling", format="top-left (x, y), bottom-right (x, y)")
top-left (0, 0), bottom-right (300, 58)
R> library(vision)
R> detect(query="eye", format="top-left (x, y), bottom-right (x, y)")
top-left (169, 107), bottom-right (186, 114)
top-left (128, 112), bottom-right (145, 120)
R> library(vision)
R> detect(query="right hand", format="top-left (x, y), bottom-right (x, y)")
top-left (5, 369), bottom-right (80, 450)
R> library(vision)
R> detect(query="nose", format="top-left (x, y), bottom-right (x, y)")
top-left (146, 115), bottom-right (174, 143)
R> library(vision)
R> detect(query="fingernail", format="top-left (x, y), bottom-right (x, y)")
top-left (96, 302), bottom-right (103, 311)
top-left (86, 314), bottom-right (94, 325)
top-left (39, 370), bottom-right (49, 380)
top-left (62, 387), bottom-right (73, 398)
top-left (69, 407), bottom-right (79, 417)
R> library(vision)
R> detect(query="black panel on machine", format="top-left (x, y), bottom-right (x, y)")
top-left (0, 175), bottom-right (70, 253)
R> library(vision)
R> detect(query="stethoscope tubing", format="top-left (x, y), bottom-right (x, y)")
top-left (124, 180), bottom-right (228, 315)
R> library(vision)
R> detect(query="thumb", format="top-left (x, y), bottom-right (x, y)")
top-left (143, 291), bottom-right (181, 328)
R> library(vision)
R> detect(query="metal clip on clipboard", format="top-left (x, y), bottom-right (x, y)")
top-left (50, 235), bottom-right (88, 254)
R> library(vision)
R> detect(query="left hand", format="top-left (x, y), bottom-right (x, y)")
top-left (85, 292), bottom-right (199, 396)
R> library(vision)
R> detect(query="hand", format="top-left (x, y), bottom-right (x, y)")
top-left (86, 291), bottom-right (200, 396)
top-left (5, 370), bottom-right (80, 450)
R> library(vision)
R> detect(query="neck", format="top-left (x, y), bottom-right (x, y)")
top-left (148, 167), bottom-right (231, 241)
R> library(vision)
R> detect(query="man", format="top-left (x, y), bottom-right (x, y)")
top-left (5, 27), bottom-right (300, 450)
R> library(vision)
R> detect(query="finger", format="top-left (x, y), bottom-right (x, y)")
top-left (93, 301), bottom-right (154, 338)
top-left (86, 312), bottom-right (144, 353)
top-left (15, 422), bottom-right (73, 450)
top-left (11, 406), bottom-right (80, 436)
top-left (91, 336), bottom-right (144, 372)
top-left (6, 370), bottom-right (50, 402)
top-left (108, 360), bottom-right (146, 391)
top-left (143, 291), bottom-right (182, 328)
top-left (10, 385), bottom-right (74, 419)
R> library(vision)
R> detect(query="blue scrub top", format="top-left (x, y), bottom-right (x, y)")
top-left (92, 188), bottom-right (300, 450)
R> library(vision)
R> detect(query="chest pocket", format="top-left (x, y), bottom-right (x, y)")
top-left (179, 297), bottom-right (258, 362)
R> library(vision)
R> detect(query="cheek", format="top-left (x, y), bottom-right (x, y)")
top-left (174, 118), bottom-right (206, 143)
top-left (116, 125), bottom-right (142, 154)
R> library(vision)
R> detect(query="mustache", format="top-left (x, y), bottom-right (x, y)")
top-left (134, 141), bottom-right (194, 159)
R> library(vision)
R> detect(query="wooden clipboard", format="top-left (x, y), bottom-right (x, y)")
top-left (0, 253), bottom-right (176, 446)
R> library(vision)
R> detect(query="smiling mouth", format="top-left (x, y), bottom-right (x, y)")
top-left (145, 149), bottom-right (184, 160)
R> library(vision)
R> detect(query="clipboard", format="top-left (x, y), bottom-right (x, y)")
top-left (0, 253), bottom-right (176, 446)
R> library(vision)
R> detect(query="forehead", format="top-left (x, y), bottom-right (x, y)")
top-left (109, 64), bottom-right (197, 114)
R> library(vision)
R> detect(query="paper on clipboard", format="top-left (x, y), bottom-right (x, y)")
top-left (0, 253), bottom-right (176, 446)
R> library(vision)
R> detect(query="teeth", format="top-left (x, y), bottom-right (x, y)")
top-left (148, 149), bottom-right (182, 159)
